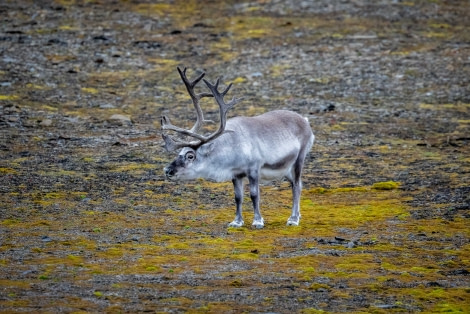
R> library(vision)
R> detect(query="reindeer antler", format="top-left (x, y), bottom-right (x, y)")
top-left (200, 78), bottom-right (243, 143)
top-left (160, 67), bottom-right (213, 134)
top-left (160, 68), bottom-right (242, 152)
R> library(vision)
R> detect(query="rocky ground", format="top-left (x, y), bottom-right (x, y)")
top-left (1, 0), bottom-right (469, 312)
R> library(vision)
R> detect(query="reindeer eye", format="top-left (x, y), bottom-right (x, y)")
top-left (186, 151), bottom-right (196, 161)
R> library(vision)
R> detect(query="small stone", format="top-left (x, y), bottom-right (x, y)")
top-left (108, 114), bottom-right (132, 125)
top-left (41, 236), bottom-right (52, 242)
top-left (40, 119), bottom-right (53, 127)
top-left (99, 103), bottom-right (115, 109)
top-left (249, 72), bottom-right (263, 79)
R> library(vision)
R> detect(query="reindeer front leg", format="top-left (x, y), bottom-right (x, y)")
top-left (248, 169), bottom-right (264, 229)
top-left (229, 177), bottom-right (245, 227)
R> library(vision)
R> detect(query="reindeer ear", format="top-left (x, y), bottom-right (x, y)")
top-left (198, 142), bottom-right (214, 156)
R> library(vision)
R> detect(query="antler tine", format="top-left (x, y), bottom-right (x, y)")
top-left (176, 67), bottom-right (214, 133)
top-left (161, 67), bottom-right (215, 152)
top-left (160, 70), bottom-right (243, 152)
top-left (160, 116), bottom-right (207, 141)
top-left (221, 82), bottom-right (233, 97)
top-left (161, 117), bottom-right (205, 152)
top-left (200, 77), bottom-right (243, 144)
top-left (203, 78), bottom-right (242, 113)
top-left (177, 66), bottom-right (203, 89)
top-left (208, 78), bottom-right (232, 97)
top-left (161, 133), bottom-right (201, 152)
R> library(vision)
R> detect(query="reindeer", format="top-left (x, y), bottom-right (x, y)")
top-left (161, 67), bottom-right (314, 228)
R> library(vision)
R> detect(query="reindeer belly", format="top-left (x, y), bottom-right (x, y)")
top-left (259, 151), bottom-right (297, 181)
top-left (259, 167), bottom-right (292, 181)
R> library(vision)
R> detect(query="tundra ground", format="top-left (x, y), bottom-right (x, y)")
top-left (1, 0), bottom-right (469, 312)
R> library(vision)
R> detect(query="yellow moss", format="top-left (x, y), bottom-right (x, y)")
top-left (93, 291), bottom-right (103, 297)
top-left (30, 220), bottom-right (51, 227)
top-left (229, 279), bottom-right (243, 287)
top-left (330, 124), bottom-right (346, 131)
top-left (404, 287), bottom-right (470, 309)
top-left (81, 87), bottom-right (99, 94)
top-left (435, 302), bottom-right (469, 313)
top-left (307, 186), bottom-right (370, 194)
top-left (104, 247), bottom-right (124, 257)
top-left (0, 299), bottom-right (31, 307)
top-left (32, 199), bottom-right (55, 207)
top-left (330, 289), bottom-right (351, 299)
top-left (58, 25), bottom-right (79, 31)
top-left (312, 77), bottom-right (332, 84)
top-left (0, 95), bottom-right (19, 101)
top-left (303, 266), bottom-right (316, 274)
top-left (335, 187), bottom-right (369, 193)
top-left (288, 256), bottom-right (319, 269)
top-left (308, 283), bottom-right (330, 291)
top-left (299, 188), bottom-right (409, 238)
top-left (144, 266), bottom-right (160, 272)
top-left (425, 31), bottom-right (447, 38)
top-left (0, 279), bottom-right (31, 289)
top-left (167, 242), bottom-right (190, 250)
top-left (334, 254), bottom-right (376, 274)
top-left (38, 169), bottom-right (78, 177)
top-left (236, 239), bottom-right (254, 248)
top-left (227, 16), bottom-right (276, 39)
top-left (397, 212), bottom-right (411, 220)
top-left (420, 103), bottom-right (470, 112)
top-left (309, 187), bottom-right (327, 194)
top-left (149, 58), bottom-right (179, 69)
top-left (232, 76), bottom-right (247, 84)
top-left (230, 252), bottom-right (259, 260)
top-left (410, 266), bottom-right (438, 274)
top-left (134, 3), bottom-right (174, 16)
top-left (430, 23), bottom-right (451, 29)
top-left (279, 226), bottom-right (303, 236)
top-left (381, 262), bottom-right (398, 271)
top-left (372, 181), bottom-right (400, 190)
top-left (26, 83), bottom-right (49, 90)
top-left (0, 168), bottom-right (17, 174)
top-left (301, 308), bottom-right (327, 314)
top-left (44, 192), bottom-right (66, 199)
top-left (111, 163), bottom-right (155, 172)
top-left (1, 219), bottom-right (21, 226)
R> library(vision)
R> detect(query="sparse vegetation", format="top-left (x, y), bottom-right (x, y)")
top-left (0, 0), bottom-right (469, 312)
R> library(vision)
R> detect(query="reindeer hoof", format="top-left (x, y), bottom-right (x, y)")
top-left (287, 217), bottom-right (300, 226)
top-left (252, 218), bottom-right (264, 229)
top-left (228, 220), bottom-right (244, 227)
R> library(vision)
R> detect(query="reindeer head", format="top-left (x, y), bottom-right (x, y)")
top-left (161, 67), bottom-right (243, 180)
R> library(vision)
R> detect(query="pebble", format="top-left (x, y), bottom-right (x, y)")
top-left (41, 236), bottom-right (52, 242)
top-left (40, 119), bottom-right (53, 127)
top-left (108, 114), bottom-right (132, 125)
top-left (99, 103), bottom-right (115, 109)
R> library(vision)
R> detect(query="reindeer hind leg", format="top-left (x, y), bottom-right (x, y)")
top-left (287, 153), bottom-right (306, 226)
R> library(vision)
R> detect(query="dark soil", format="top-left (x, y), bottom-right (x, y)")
top-left (1, 0), bottom-right (469, 312)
